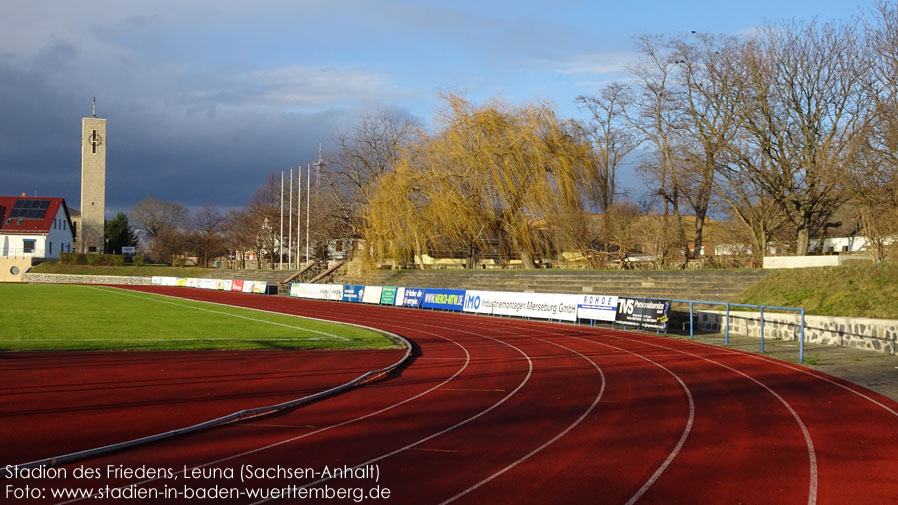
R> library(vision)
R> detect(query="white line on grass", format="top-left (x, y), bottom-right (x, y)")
top-left (87, 286), bottom-right (348, 341)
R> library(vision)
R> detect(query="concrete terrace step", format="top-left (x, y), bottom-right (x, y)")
top-left (336, 269), bottom-right (769, 303)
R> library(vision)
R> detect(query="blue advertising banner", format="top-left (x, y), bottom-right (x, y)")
top-left (421, 288), bottom-right (466, 311)
top-left (342, 284), bottom-right (365, 303)
top-left (398, 287), bottom-right (425, 308)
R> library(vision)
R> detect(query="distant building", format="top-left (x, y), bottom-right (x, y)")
top-left (0, 196), bottom-right (76, 260)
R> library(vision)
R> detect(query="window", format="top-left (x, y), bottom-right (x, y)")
top-left (49, 242), bottom-right (53, 254)
top-left (23, 239), bottom-right (35, 253)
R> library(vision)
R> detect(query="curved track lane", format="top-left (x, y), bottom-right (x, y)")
top-left (4, 286), bottom-right (896, 505)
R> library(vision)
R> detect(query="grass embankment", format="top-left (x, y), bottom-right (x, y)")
top-left (0, 284), bottom-right (397, 351)
top-left (28, 262), bottom-right (219, 278)
top-left (735, 263), bottom-right (898, 319)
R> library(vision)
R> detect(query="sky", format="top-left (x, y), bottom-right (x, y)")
top-left (0, 0), bottom-right (870, 216)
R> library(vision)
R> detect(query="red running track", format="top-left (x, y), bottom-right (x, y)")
top-left (2, 285), bottom-right (897, 505)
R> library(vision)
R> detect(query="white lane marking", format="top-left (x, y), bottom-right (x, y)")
top-left (600, 330), bottom-right (817, 505)
top-left (438, 333), bottom-right (607, 505)
top-left (420, 315), bottom-right (695, 505)
top-left (88, 286), bottom-right (348, 340)
top-left (54, 324), bottom-right (472, 505)
top-left (670, 336), bottom-right (898, 418)
top-left (248, 324), bottom-right (537, 505)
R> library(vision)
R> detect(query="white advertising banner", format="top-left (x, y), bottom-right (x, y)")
top-left (460, 290), bottom-right (494, 315)
top-left (362, 285), bottom-right (384, 304)
top-left (290, 283), bottom-right (316, 298)
top-left (152, 276), bottom-right (178, 286)
top-left (289, 283), bottom-right (343, 300)
top-left (198, 278), bottom-right (218, 290)
top-left (316, 284), bottom-right (342, 300)
top-left (576, 294), bottom-right (619, 322)
top-left (462, 290), bottom-right (579, 322)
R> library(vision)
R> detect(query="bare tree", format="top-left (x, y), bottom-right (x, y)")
top-left (328, 111), bottom-right (422, 248)
top-left (603, 201), bottom-right (644, 268)
top-left (575, 83), bottom-right (641, 212)
top-left (189, 204), bottom-right (226, 268)
top-left (625, 35), bottom-right (691, 261)
top-left (246, 173), bottom-right (281, 268)
top-left (130, 197), bottom-right (188, 263)
top-left (223, 208), bottom-right (254, 268)
top-left (668, 32), bottom-right (740, 259)
top-left (729, 19), bottom-right (872, 255)
top-left (845, 1), bottom-right (898, 262)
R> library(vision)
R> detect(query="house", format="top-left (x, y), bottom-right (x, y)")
top-left (0, 195), bottom-right (76, 261)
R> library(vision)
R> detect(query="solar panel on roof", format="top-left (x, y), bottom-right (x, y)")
top-left (10, 199), bottom-right (50, 219)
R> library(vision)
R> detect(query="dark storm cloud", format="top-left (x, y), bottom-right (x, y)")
top-left (0, 29), bottom-right (410, 215)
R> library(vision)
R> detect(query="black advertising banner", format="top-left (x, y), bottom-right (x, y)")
top-left (615, 297), bottom-right (671, 331)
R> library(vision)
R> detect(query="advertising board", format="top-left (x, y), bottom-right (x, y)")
top-left (461, 290), bottom-right (493, 315)
top-left (342, 285), bottom-right (365, 303)
top-left (395, 287), bottom-right (425, 308)
top-left (421, 288), bottom-right (466, 311)
top-left (290, 283), bottom-right (313, 298)
top-left (319, 284), bottom-right (344, 301)
top-left (380, 286), bottom-right (397, 305)
top-left (577, 294), bottom-right (619, 322)
top-left (461, 290), bottom-right (579, 321)
top-left (615, 297), bottom-right (671, 330)
top-left (362, 285), bottom-right (384, 304)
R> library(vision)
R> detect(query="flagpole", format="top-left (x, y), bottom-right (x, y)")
top-left (288, 167), bottom-right (293, 270)
top-left (296, 165), bottom-right (302, 266)
top-left (306, 161), bottom-right (311, 264)
top-left (279, 170), bottom-right (284, 270)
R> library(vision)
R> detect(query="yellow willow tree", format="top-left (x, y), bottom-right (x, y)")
top-left (365, 95), bottom-right (594, 269)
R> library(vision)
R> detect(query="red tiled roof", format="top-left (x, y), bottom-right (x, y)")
top-left (0, 196), bottom-right (74, 237)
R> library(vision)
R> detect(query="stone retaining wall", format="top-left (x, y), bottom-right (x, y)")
top-left (697, 310), bottom-right (898, 355)
top-left (23, 273), bottom-right (153, 286)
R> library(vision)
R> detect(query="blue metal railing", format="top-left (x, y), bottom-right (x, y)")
top-left (672, 299), bottom-right (807, 362)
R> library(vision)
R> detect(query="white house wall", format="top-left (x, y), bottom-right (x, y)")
top-left (45, 206), bottom-right (74, 257)
top-left (0, 208), bottom-right (74, 259)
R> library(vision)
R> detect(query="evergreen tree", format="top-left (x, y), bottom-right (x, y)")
top-left (104, 212), bottom-right (138, 254)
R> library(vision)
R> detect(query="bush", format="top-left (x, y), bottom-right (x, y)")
top-left (59, 252), bottom-right (79, 265)
top-left (133, 256), bottom-right (146, 267)
top-left (59, 252), bottom-right (89, 265)
top-left (86, 254), bottom-right (106, 266)
top-left (110, 255), bottom-right (125, 266)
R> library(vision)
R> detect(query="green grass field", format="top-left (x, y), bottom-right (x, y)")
top-left (0, 284), bottom-right (398, 351)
